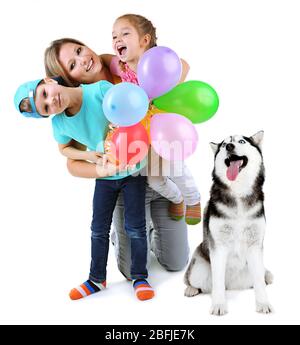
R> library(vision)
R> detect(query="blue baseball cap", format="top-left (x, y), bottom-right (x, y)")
top-left (14, 78), bottom-right (45, 118)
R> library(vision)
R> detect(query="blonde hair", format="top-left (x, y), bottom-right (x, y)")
top-left (19, 79), bottom-right (46, 113)
top-left (44, 38), bottom-right (86, 87)
top-left (20, 98), bottom-right (32, 113)
top-left (116, 14), bottom-right (157, 49)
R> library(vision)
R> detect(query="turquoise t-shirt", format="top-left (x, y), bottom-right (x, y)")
top-left (52, 80), bottom-right (146, 180)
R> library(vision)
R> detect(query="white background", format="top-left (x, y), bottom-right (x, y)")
top-left (0, 0), bottom-right (299, 325)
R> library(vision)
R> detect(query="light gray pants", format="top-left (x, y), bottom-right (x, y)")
top-left (147, 150), bottom-right (200, 205)
top-left (147, 162), bottom-right (201, 205)
top-left (112, 184), bottom-right (189, 279)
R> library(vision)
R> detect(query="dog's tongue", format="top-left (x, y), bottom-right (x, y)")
top-left (226, 160), bottom-right (243, 181)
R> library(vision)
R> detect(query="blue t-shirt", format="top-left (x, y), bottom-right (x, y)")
top-left (52, 81), bottom-right (146, 180)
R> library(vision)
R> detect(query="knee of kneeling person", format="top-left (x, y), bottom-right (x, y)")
top-left (159, 253), bottom-right (189, 272)
top-left (148, 176), bottom-right (166, 190)
top-left (118, 266), bottom-right (132, 281)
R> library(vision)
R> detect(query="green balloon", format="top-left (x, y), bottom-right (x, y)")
top-left (153, 80), bottom-right (219, 124)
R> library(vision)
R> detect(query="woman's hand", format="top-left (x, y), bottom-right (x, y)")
top-left (85, 151), bottom-right (103, 163)
top-left (96, 160), bottom-right (129, 177)
top-left (58, 142), bottom-right (103, 163)
top-left (101, 154), bottom-right (110, 166)
top-left (179, 58), bottom-right (190, 83)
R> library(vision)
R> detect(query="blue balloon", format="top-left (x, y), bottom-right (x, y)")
top-left (103, 82), bottom-right (149, 126)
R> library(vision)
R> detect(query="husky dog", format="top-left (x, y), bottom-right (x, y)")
top-left (184, 131), bottom-right (273, 315)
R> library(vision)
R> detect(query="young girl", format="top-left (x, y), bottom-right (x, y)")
top-left (103, 14), bottom-right (201, 224)
top-left (14, 77), bottom-right (155, 301)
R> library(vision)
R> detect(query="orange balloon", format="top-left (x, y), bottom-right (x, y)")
top-left (103, 124), bottom-right (119, 165)
top-left (140, 104), bottom-right (165, 142)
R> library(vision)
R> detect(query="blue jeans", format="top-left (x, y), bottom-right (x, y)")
top-left (89, 175), bottom-right (147, 283)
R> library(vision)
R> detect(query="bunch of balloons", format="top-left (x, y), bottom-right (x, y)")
top-left (103, 46), bottom-right (219, 164)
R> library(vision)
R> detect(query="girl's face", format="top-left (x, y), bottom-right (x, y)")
top-left (35, 80), bottom-right (67, 116)
top-left (58, 43), bottom-right (103, 84)
top-left (112, 18), bottom-right (149, 64)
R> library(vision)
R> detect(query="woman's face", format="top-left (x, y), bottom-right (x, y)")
top-left (58, 43), bottom-right (103, 84)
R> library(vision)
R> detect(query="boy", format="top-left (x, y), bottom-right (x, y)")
top-left (14, 77), bottom-right (154, 301)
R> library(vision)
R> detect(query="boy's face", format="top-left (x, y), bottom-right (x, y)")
top-left (112, 18), bottom-right (149, 63)
top-left (35, 80), bottom-right (67, 116)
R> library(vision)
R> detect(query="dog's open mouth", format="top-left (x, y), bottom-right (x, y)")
top-left (225, 155), bottom-right (248, 181)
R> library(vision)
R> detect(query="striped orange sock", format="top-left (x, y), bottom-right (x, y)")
top-left (69, 280), bottom-right (106, 300)
top-left (168, 200), bottom-right (184, 221)
top-left (185, 202), bottom-right (201, 225)
top-left (133, 279), bottom-right (155, 301)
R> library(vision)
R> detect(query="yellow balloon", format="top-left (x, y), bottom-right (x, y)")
top-left (140, 104), bottom-right (165, 141)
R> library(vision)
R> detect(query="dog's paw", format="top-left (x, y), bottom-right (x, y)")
top-left (256, 302), bottom-right (274, 314)
top-left (210, 303), bottom-right (228, 316)
top-left (184, 286), bottom-right (201, 297)
top-left (265, 270), bottom-right (274, 285)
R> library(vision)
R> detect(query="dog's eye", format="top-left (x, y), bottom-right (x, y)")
top-left (239, 139), bottom-right (246, 144)
top-left (222, 142), bottom-right (226, 147)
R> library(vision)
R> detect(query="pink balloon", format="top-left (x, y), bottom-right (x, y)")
top-left (150, 113), bottom-right (198, 161)
top-left (137, 46), bottom-right (182, 99)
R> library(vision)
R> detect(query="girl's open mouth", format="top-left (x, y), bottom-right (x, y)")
top-left (117, 45), bottom-right (127, 57)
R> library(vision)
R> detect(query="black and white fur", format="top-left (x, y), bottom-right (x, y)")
top-left (184, 131), bottom-right (273, 315)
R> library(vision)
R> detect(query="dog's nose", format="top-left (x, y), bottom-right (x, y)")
top-left (226, 143), bottom-right (235, 152)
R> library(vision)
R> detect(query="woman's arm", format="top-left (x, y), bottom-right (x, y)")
top-left (67, 158), bottom-right (127, 178)
top-left (57, 139), bottom-right (109, 178)
top-left (70, 139), bottom-right (87, 151)
top-left (179, 58), bottom-right (190, 83)
top-left (59, 142), bottom-right (102, 163)
top-left (100, 54), bottom-right (115, 69)
top-left (67, 159), bottom-right (102, 178)
top-left (64, 140), bottom-right (96, 177)
top-left (63, 140), bottom-right (125, 178)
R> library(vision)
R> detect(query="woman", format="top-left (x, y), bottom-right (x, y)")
top-left (44, 37), bottom-right (189, 279)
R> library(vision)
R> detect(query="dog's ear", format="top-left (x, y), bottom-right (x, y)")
top-left (210, 142), bottom-right (219, 154)
top-left (250, 131), bottom-right (264, 148)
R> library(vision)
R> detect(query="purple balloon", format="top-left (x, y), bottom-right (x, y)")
top-left (137, 46), bottom-right (182, 99)
top-left (150, 113), bottom-right (198, 161)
